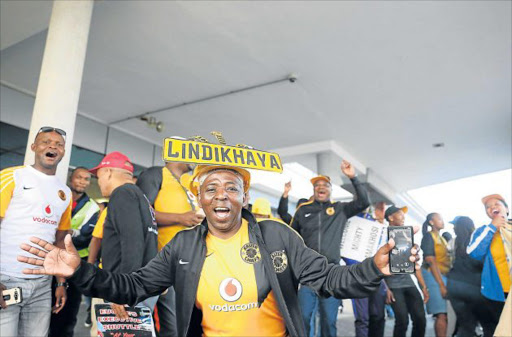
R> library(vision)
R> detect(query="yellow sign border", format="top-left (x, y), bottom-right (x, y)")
top-left (162, 138), bottom-right (283, 173)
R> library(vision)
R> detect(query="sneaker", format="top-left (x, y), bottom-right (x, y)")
top-left (84, 313), bottom-right (92, 328)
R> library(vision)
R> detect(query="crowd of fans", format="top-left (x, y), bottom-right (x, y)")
top-left (0, 127), bottom-right (510, 337)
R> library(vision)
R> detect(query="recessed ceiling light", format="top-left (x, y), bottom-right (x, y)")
top-left (432, 142), bottom-right (445, 148)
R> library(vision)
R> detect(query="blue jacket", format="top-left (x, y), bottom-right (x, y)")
top-left (467, 223), bottom-right (506, 302)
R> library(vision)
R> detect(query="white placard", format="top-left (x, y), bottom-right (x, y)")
top-left (340, 216), bottom-right (385, 262)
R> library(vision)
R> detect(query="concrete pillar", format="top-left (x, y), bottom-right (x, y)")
top-left (24, 0), bottom-right (94, 182)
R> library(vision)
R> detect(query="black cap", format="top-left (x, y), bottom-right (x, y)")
top-left (449, 216), bottom-right (474, 227)
top-left (385, 205), bottom-right (408, 221)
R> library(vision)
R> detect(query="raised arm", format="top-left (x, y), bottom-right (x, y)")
top-left (18, 235), bottom-right (173, 307)
top-left (467, 223), bottom-right (497, 261)
top-left (70, 249), bottom-right (173, 306)
top-left (339, 160), bottom-right (370, 218)
top-left (287, 226), bottom-right (419, 299)
top-left (278, 182), bottom-right (293, 225)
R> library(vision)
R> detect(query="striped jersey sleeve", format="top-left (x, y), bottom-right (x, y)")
top-left (58, 199), bottom-right (73, 230)
top-left (0, 166), bottom-right (23, 218)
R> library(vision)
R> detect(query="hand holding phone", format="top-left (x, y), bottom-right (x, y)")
top-left (388, 226), bottom-right (415, 274)
top-left (1, 286), bottom-right (23, 309)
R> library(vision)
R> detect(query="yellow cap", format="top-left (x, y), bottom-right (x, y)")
top-left (310, 175), bottom-right (331, 185)
top-left (252, 198), bottom-right (271, 216)
top-left (189, 165), bottom-right (251, 196)
top-left (482, 194), bottom-right (507, 206)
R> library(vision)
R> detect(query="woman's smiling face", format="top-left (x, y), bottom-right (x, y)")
top-left (198, 170), bottom-right (247, 239)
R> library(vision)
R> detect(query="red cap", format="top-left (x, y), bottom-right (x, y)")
top-left (89, 151), bottom-right (134, 175)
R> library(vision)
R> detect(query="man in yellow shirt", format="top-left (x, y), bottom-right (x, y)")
top-left (137, 162), bottom-right (203, 250)
top-left (18, 164), bottom-right (421, 337)
top-left (136, 162), bottom-right (204, 336)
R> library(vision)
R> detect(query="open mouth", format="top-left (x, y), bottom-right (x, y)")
top-left (45, 151), bottom-right (58, 159)
top-left (214, 207), bottom-right (231, 219)
top-left (492, 209), bottom-right (501, 216)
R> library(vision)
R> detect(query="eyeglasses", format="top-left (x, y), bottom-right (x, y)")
top-left (37, 126), bottom-right (67, 139)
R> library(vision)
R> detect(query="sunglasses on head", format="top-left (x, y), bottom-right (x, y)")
top-left (37, 126), bottom-right (67, 139)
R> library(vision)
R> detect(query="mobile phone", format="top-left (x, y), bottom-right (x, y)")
top-left (2, 287), bottom-right (23, 307)
top-left (388, 226), bottom-right (414, 274)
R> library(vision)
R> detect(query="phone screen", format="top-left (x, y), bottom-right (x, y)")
top-left (388, 226), bottom-right (414, 274)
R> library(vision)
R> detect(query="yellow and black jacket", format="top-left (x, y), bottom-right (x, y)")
top-left (70, 209), bottom-right (383, 337)
top-left (291, 177), bottom-right (370, 264)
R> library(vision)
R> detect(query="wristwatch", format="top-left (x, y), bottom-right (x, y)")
top-left (56, 282), bottom-right (69, 289)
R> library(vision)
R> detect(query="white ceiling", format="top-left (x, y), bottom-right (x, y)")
top-left (1, 0), bottom-right (510, 194)
top-left (0, 0), bottom-right (52, 50)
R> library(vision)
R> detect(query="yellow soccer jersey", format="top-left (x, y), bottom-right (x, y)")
top-left (195, 220), bottom-right (286, 337)
top-left (431, 231), bottom-right (452, 275)
top-left (491, 232), bottom-right (511, 293)
top-left (92, 207), bottom-right (108, 239)
top-left (154, 168), bottom-right (198, 250)
top-left (0, 166), bottom-right (72, 278)
top-left (91, 207), bottom-right (108, 269)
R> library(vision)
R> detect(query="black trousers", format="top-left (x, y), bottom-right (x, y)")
top-left (353, 282), bottom-right (387, 337)
top-left (48, 277), bottom-right (83, 337)
top-left (448, 278), bottom-right (504, 337)
top-left (389, 286), bottom-right (426, 337)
